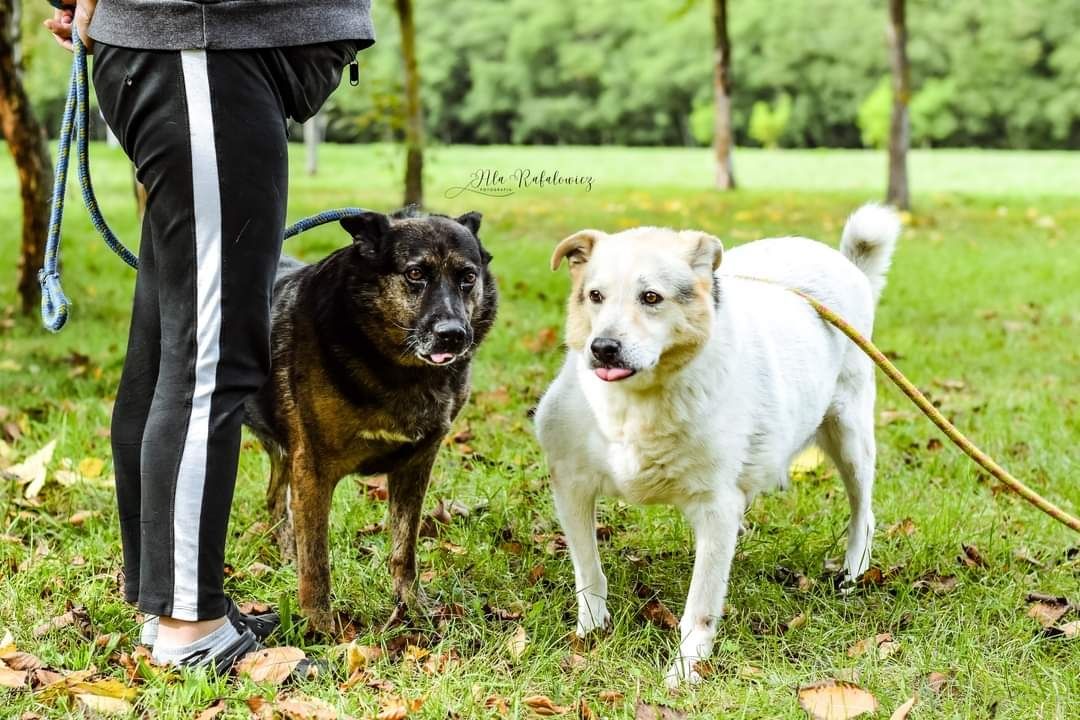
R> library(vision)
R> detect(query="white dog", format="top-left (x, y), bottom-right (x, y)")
top-left (534, 204), bottom-right (900, 687)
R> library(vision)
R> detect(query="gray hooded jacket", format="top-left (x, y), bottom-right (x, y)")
top-left (88, 0), bottom-right (375, 51)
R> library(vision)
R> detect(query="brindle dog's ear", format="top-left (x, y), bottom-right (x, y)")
top-left (456, 211), bottom-right (482, 236)
top-left (551, 229), bottom-right (604, 272)
top-left (340, 212), bottom-right (391, 246)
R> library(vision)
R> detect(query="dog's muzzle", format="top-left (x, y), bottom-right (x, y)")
top-left (419, 319), bottom-right (471, 365)
top-left (589, 337), bottom-right (635, 382)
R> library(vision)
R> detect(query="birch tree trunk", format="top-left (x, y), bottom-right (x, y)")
top-left (395, 0), bottom-right (424, 207)
top-left (886, 0), bottom-right (910, 209)
top-left (712, 0), bottom-right (735, 190)
top-left (0, 0), bottom-right (52, 315)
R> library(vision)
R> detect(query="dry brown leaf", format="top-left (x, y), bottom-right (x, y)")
top-left (598, 690), bottom-right (624, 705)
top-left (933, 378), bottom-right (966, 392)
top-left (277, 696), bottom-right (351, 720)
top-left (959, 544), bottom-right (988, 568)
top-left (878, 409), bottom-right (915, 426)
top-left (797, 679), bottom-right (879, 719)
top-left (483, 695), bottom-right (510, 717)
top-left (1042, 620), bottom-right (1079, 640)
top-left (635, 583), bottom-right (678, 631)
top-left (73, 693), bottom-right (134, 717)
top-left (506, 624), bottom-right (528, 659)
top-left (913, 572), bottom-right (957, 594)
top-left (4, 439), bottom-right (56, 498)
top-left (236, 646), bottom-right (308, 685)
top-left (633, 700), bottom-right (688, 720)
top-left (578, 698), bottom-right (597, 720)
top-left (0, 665), bottom-right (27, 688)
top-left (889, 696), bottom-right (916, 720)
top-left (68, 510), bottom-right (100, 526)
top-left (885, 518), bottom-right (917, 537)
top-left (528, 564), bottom-right (546, 585)
top-left (1026, 595), bottom-right (1071, 628)
top-left (194, 699), bottom-right (228, 720)
top-left (376, 695), bottom-right (423, 720)
top-left (924, 671), bottom-right (955, 695)
top-left (32, 605), bottom-right (92, 639)
top-left (523, 695), bottom-right (571, 716)
top-left (359, 476), bottom-right (389, 501)
top-left (344, 643), bottom-right (383, 676)
top-left (783, 612), bottom-right (808, 633)
top-left (847, 632), bottom-right (898, 659)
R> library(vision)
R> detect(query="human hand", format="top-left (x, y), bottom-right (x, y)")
top-left (43, 0), bottom-right (96, 54)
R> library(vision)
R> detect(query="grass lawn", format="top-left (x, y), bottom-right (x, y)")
top-left (1, 144), bottom-right (1078, 718)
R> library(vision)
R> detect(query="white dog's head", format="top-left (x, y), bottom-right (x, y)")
top-left (551, 227), bottom-right (723, 386)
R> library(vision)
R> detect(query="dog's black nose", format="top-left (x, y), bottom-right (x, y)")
top-left (433, 320), bottom-right (468, 347)
top-left (590, 337), bottom-right (621, 364)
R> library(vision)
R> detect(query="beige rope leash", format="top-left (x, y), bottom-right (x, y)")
top-left (739, 276), bottom-right (1080, 534)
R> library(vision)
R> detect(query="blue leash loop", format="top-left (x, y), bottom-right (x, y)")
top-left (39, 30), bottom-right (371, 332)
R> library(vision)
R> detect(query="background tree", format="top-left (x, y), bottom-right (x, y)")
top-left (0, 0), bottom-right (51, 315)
top-left (395, 0), bottom-right (424, 207)
top-left (886, 0), bottom-right (910, 209)
top-left (711, 0), bottom-right (735, 188)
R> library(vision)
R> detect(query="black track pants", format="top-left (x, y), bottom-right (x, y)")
top-left (95, 40), bottom-right (357, 621)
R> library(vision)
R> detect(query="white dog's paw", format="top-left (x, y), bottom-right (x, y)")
top-left (575, 599), bottom-right (611, 638)
top-left (664, 657), bottom-right (704, 689)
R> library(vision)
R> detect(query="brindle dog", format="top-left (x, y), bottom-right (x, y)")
top-left (244, 207), bottom-right (497, 634)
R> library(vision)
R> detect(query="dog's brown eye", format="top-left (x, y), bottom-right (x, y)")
top-left (462, 271), bottom-right (478, 286)
top-left (405, 267), bottom-right (425, 282)
top-left (641, 291), bottom-right (663, 306)
top-left (588, 290), bottom-right (603, 304)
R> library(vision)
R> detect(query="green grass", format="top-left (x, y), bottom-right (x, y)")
top-left (1, 144), bottom-right (1079, 718)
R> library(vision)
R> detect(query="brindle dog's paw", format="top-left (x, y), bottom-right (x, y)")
top-left (383, 587), bottom-right (435, 632)
top-left (302, 607), bottom-right (338, 638)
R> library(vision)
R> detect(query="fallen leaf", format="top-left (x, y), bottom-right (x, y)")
top-left (578, 698), bottom-right (597, 720)
top-left (236, 646), bottom-right (310, 684)
top-left (959, 544), bottom-right (988, 568)
top-left (847, 633), bottom-right (898, 659)
top-left (73, 693), bottom-right (134, 717)
top-left (933, 378), bottom-right (966, 392)
top-left (4, 439), bottom-right (57, 498)
top-left (797, 679), bottom-right (879, 719)
top-left (889, 696), bottom-right (916, 720)
top-left (484, 604), bottom-right (523, 623)
top-left (237, 601), bottom-right (272, 615)
top-left (243, 562), bottom-right (275, 578)
top-left (277, 696), bottom-right (350, 720)
top-left (506, 624), bottom-right (528, 659)
top-left (924, 671), bottom-right (955, 695)
top-left (344, 643), bottom-right (383, 675)
top-left (635, 583), bottom-right (678, 631)
top-left (0, 665), bottom-right (27, 688)
top-left (1, 648), bottom-right (44, 671)
top-left (359, 476), bottom-right (389, 501)
top-left (878, 409), bottom-right (915, 426)
top-left (522, 327), bottom-right (560, 353)
top-left (528, 564), bottom-right (546, 585)
top-left (782, 612), bottom-right (807, 633)
top-left (483, 695), bottom-right (510, 717)
top-left (376, 695), bottom-right (423, 720)
top-left (1025, 594), bottom-right (1072, 628)
top-left (598, 690), bottom-right (624, 705)
top-left (790, 445), bottom-right (825, 474)
top-left (194, 699), bottom-right (228, 720)
top-left (885, 518), bottom-right (917, 537)
top-left (68, 510), bottom-right (100, 526)
top-left (523, 695), bottom-right (571, 716)
top-left (1041, 620), bottom-right (1079, 640)
top-left (913, 572), bottom-right (957, 594)
top-left (633, 700), bottom-right (687, 720)
top-left (78, 457), bottom-right (106, 479)
top-left (32, 605), bottom-right (92, 639)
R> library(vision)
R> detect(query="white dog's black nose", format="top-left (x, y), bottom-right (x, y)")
top-left (590, 337), bottom-right (621, 364)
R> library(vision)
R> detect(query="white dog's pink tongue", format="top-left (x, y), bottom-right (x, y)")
top-left (430, 353), bottom-right (454, 364)
top-left (596, 367), bottom-right (633, 382)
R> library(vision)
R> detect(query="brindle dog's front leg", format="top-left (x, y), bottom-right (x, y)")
top-left (386, 444), bottom-right (439, 619)
top-left (289, 441), bottom-right (337, 635)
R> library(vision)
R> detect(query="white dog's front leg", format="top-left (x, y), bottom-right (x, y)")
top-left (551, 468), bottom-right (609, 637)
top-left (666, 490), bottom-right (744, 688)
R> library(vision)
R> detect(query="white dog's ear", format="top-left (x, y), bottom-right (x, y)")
top-left (551, 229), bottom-right (605, 272)
top-left (683, 231), bottom-right (724, 275)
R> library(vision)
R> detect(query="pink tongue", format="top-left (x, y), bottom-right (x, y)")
top-left (596, 367), bottom-right (633, 382)
top-left (430, 353), bottom-right (455, 364)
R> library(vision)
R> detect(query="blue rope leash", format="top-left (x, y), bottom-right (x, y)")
top-left (40, 31), bottom-right (371, 332)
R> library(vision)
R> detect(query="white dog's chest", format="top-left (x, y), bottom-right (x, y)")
top-left (595, 415), bottom-right (714, 504)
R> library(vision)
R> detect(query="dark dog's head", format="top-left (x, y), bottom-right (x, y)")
top-left (339, 207), bottom-right (497, 368)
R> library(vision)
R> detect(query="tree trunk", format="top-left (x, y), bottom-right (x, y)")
top-left (711, 0), bottom-right (735, 190)
top-left (886, 0), bottom-right (910, 209)
top-left (395, 0), bottom-right (423, 207)
top-left (0, 0), bottom-right (52, 315)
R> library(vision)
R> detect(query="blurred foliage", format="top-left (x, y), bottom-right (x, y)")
top-left (748, 95), bottom-right (793, 149)
top-left (14, 0), bottom-right (1080, 148)
top-left (857, 78), bottom-right (892, 150)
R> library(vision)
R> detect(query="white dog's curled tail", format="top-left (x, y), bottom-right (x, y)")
top-left (840, 203), bottom-right (901, 303)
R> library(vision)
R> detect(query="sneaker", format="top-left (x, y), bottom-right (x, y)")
top-left (138, 597), bottom-right (280, 647)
